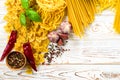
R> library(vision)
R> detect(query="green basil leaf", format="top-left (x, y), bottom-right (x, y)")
top-left (21, 0), bottom-right (29, 9)
top-left (26, 9), bottom-right (42, 22)
top-left (20, 13), bottom-right (26, 26)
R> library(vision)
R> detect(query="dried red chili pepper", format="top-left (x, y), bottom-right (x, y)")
top-left (23, 42), bottom-right (37, 71)
top-left (0, 30), bottom-right (17, 61)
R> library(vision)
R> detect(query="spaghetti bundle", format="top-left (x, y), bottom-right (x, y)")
top-left (66, 0), bottom-right (120, 37)
top-left (66, 0), bottom-right (98, 37)
top-left (97, 0), bottom-right (118, 12)
top-left (114, 0), bottom-right (120, 33)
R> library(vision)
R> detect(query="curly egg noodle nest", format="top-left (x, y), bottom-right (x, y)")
top-left (4, 0), bottom-right (66, 72)
top-left (36, 0), bottom-right (66, 11)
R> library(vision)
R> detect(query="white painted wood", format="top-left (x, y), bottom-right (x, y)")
top-left (0, 64), bottom-right (120, 80)
top-left (0, 0), bottom-right (120, 80)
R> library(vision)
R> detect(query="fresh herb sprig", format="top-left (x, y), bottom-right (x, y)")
top-left (20, 0), bottom-right (42, 26)
top-left (21, 0), bottom-right (29, 9)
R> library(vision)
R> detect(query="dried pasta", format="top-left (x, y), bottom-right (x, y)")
top-left (114, 0), bottom-right (120, 33)
top-left (66, 0), bottom-right (97, 37)
top-left (97, 0), bottom-right (118, 12)
top-left (66, 0), bottom-right (120, 37)
top-left (36, 0), bottom-right (66, 31)
top-left (4, 0), bottom-right (66, 73)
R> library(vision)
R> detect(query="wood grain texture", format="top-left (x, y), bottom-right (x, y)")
top-left (0, 0), bottom-right (120, 80)
top-left (0, 64), bottom-right (120, 80)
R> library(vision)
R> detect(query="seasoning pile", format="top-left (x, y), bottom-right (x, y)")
top-left (6, 51), bottom-right (26, 70)
top-left (45, 43), bottom-right (70, 64)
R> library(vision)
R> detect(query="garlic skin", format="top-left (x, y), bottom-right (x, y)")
top-left (48, 31), bottom-right (59, 43)
top-left (60, 21), bottom-right (72, 34)
top-left (56, 29), bottom-right (62, 34)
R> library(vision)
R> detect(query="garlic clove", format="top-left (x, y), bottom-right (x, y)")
top-left (48, 31), bottom-right (59, 43)
top-left (60, 21), bottom-right (72, 34)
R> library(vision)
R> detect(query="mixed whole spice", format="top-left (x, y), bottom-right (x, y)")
top-left (45, 43), bottom-right (70, 64)
top-left (6, 51), bottom-right (26, 69)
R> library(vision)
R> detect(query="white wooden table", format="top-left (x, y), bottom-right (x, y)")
top-left (1, 0), bottom-right (120, 80)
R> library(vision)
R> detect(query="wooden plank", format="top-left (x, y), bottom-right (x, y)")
top-left (0, 64), bottom-right (120, 80)
top-left (0, 0), bottom-right (120, 80)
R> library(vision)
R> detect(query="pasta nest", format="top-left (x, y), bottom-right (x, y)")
top-left (36, 0), bottom-right (66, 12)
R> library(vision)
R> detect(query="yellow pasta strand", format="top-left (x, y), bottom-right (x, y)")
top-left (36, 0), bottom-right (66, 31)
top-left (114, 0), bottom-right (120, 33)
top-left (66, 0), bottom-right (97, 37)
